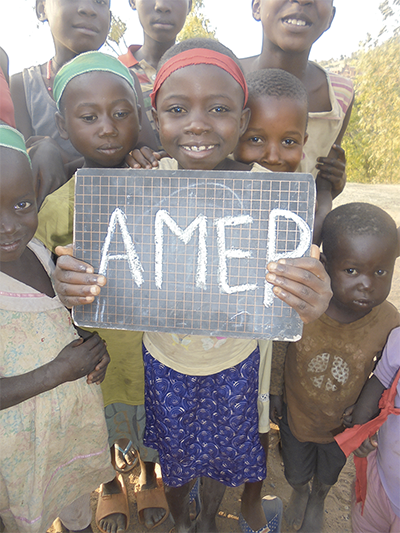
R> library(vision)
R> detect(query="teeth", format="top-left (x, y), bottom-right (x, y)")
top-left (285, 18), bottom-right (307, 26)
top-left (183, 145), bottom-right (215, 152)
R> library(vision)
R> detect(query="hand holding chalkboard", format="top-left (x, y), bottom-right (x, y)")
top-left (54, 245), bottom-right (106, 308)
top-left (266, 245), bottom-right (331, 324)
top-left (69, 168), bottom-right (322, 340)
top-left (55, 242), bottom-right (331, 325)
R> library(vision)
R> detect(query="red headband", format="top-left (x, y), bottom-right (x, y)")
top-left (150, 48), bottom-right (248, 109)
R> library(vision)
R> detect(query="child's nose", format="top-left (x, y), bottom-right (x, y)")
top-left (154, 0), bottom-right (172, 13)
top-left (263, 144), bottom-right (280, 165)
top-left (77, 0), bottom-right (97, 16)
top-left (0, 213), bottom-right (20, 235)
top-left (98, 117), bottom-right (118, 137)
top-left (184, 112), bottom-right (212, 135)
top-left (358, 275), bottom-right (374, 292)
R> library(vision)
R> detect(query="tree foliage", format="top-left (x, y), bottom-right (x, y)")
top-left (343, 36), bottom-right (400, 183)
top-left (379, 0), bottom-right (400, 37)
top-left (177, 0), bottom-right (217, 42)
top-left (106, 15), bottom-right (128, 56)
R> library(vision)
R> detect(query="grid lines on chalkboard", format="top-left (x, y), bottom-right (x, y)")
top-left (73, 169), bottom-right (315, 340)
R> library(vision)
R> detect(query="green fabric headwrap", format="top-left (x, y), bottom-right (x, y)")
top-left (0, 124), bottom-right (31, 167)
top-left (53, 51), bottom-right (137, 109)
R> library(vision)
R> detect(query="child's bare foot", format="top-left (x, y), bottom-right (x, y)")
top-left (113, 438), bottom-right (137, 473)
top-left (285, 483), bottom-right (310, 531)
top-left (241, 481), bottom-right (271, 531)
top-left (97, 476), bottom-right (128, 533)
top-left (298, 478), bottom-right (331, 533)
top-left (136, 461), bottom-right (168, 529)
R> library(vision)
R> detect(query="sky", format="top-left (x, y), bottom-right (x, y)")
top-left (0, 0), bottom-right (390, 76)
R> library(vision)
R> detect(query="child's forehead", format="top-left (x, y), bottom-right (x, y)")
top-left (333, 232), bottom-right (395, 262)
top-left (249, 94), bottom-right (307, 121)
top-left (0, 148), bottom-right (34, 189)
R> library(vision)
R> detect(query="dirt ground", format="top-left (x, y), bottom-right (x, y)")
top-left (49, 183), bottom-right (400, 533)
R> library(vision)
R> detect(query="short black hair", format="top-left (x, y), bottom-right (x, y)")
top-left (246, 68), bottom-right (308, 110)
top-left (322, 202), bottom-right (398, 261)
top-left (157, 37), bottom-right (243, 72)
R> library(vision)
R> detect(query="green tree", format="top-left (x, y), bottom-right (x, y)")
top-left (177, 0), bottom-right (217, 41)
top-left (343, 36), bottom-right (400, 183)
top-left (106, 15), bottom-right (128, 55)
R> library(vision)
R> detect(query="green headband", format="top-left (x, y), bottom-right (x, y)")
top-left (53, 51), bottom-right (137, 109)
top-left (0, 124), bottom-right (31, 167)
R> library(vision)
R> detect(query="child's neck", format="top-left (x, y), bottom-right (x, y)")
top-left (0, 247), bottom-right (55, 298)
top-left (325, 297), bottom-right (375, 325)
top-left (135, 36), bottom-right (176, 70)
top-left (246, 39), bottom-right (310, 81)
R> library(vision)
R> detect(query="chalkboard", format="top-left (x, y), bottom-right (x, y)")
top-left (72, 168), bottom-right (315, 340)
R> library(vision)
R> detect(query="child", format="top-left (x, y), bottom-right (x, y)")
top-left (234, 68), bottom-right (334, 246)
top-left (270, 202), bottom-right (400, 532)
top-left (241, 0), bottom-right (354, 239)
top-left (119, 0), bottom-right (192, 147)
top-left (336, 327), bottom-right (400, 533)
top-left (10, 0), bottom-right (157, 207)
top-left (234, 69), bottom-right (308, 174)
top-left (0, 124), bottom-right (114, 532)
top-left (233, 67), bottom-right (309, 533)
top-left (53, 38), bottom-right (333, 533)
top-left (45, 51), bottom-right (169, 533)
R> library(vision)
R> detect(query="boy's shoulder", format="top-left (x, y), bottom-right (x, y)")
top-left (308, 61), bottom-right (354, 114)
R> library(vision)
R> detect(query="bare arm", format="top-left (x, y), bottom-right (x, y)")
top-left (132, 72), bottom-right (158, 151)
top-left (316, 96), bottom-right (354, 198)
top-left (313, 184), bottom-right (332, 246)
top-left (0, 334), bottom-right (108, 411)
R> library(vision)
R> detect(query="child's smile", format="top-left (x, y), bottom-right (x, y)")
top-left (234, 95), bottom-right (307, 172)
top-left (153, 64), bottom-right (250, 170)
top-left (0, 151), bottom-right (37, 264)
top-left (253, 0), bottom-right (334, 52)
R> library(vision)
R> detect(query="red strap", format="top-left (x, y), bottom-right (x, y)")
top-left (335, 367), bottom-right (400, 513)
top-left (335, 367), bottom-right (400, 457)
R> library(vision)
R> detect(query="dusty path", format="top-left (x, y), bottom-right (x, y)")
top-left (49, 183), bottom-right (400, 533)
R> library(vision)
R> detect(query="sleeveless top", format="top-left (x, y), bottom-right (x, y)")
top-left (298, 63), bottom-right (354, 179)
top-left (22, 65), bottom-right (81, 159)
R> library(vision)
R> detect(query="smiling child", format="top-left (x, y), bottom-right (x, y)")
top-left (52, 38), bottom-right (333, 533)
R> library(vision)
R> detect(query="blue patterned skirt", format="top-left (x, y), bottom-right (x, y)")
top-left (143, 344), bottom-right (266, 487)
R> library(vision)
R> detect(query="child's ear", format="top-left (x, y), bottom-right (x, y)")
top-left (129, 0), bottom-right (136, 10)
top-left (55, 112), bottom-right (69, 141)
top-left (303, 132), bottom-right (309, 146)
top-left (36, 0), bottom-right (47, 22)
top-left (252, 0), bottom-right (261, 22)
top-left (239, 107), bottom-right (251, 137)
top-left (152, 108), bottom-right (160, 132)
